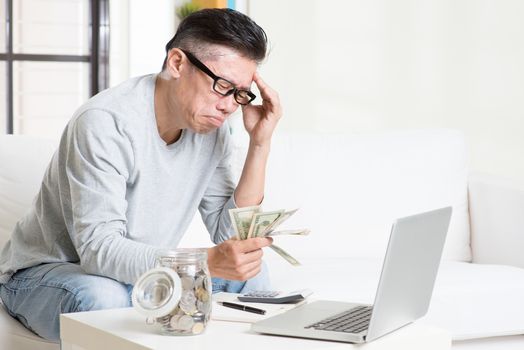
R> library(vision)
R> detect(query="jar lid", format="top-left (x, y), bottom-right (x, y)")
top-left (132, 267), bottom-right (182, 318)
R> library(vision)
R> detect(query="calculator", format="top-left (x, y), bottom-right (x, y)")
top-left (237, 289), bottom-right (313, 304)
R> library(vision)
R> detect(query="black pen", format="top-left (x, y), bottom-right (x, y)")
top-left (218, 301), bottom-right (266, 315)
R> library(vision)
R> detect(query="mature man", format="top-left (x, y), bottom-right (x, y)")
top-left (0, 9), bottom-right (280, 341)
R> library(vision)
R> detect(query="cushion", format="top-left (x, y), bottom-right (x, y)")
top-left (181, 129), bottom-right (471, 262)
top-left (261, 129), bottom-right (470, 261)
top-left (0, 135), bottom-right (57, 248)
top-left (0, 302), bottom-right (59, 350)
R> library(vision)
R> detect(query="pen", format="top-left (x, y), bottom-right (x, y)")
top-left (218, 302), bottom-right (266, 315)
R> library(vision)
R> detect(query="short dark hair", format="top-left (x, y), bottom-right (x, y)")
top-left (162, 8), bottom-right (267, 70)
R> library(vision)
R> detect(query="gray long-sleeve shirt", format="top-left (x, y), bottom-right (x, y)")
top-left (0, 74), bottom-right (237, 285)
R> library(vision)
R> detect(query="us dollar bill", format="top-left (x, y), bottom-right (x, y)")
top-left (247, 210), bottom-right (284, 238)
top-left (265, 228), bottom-right (310, 237)
top-left (228, 206), bottom-right (261, 240)
top-left (260, 208), bottom-right (299, 236)
top-left (229, 206), bottom-right (308, 266)
top-left (269, 244), bottom-right (301, 266)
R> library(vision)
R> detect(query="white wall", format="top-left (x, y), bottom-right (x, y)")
top-left (109, 0), bottom-right (129, 86)
top-left (128, 0), bottom-right (177, 76)
top-left (115, 0), bottom-right (524, 179)
top-left (110, 0), bottom-right (177, 86)
top-left (250, 0), bottom-right (524, 180)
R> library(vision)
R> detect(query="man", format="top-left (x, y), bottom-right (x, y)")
top-left (0, 8), bottom-right (281, 341)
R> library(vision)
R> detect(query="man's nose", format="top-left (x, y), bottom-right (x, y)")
top-left (216, 94), bottom-right (239, 114)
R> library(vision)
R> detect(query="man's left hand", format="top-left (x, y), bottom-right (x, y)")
top-left (241, 72), bottom-right (282, 147)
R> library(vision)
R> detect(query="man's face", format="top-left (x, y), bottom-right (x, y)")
top-left (174, 48), bottom-right (258, 133)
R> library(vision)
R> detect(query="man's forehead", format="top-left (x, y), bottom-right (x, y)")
top-left (201, 50), bottom-right (256, 88)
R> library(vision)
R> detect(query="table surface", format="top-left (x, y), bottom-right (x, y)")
top-left (60, 307), bottom-right (451, 350)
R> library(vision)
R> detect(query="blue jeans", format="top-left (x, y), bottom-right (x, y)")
top-left (0, 262), bottom-right (270, 342)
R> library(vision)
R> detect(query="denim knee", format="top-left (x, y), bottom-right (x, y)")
top-left (0, 263), bottom-right (133, 342)
top-left (67, 276), bottom-right (132, 313)
top-left (238, 261), bottom-right (271, 293)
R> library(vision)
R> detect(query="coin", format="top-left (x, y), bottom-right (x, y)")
top-left (197, 299), bottom-right (212, 315)
top-left (192, 322), bottom-right (205, 334)
top-left (179, 291), bottom-right (197, 314)
top-left (195, 287), bottom-right (210, 302)
top-left (178, 315), bottom-right (194, 331)
top-left (169, 314), bottom-right (181, 329)
top-left (181, 276), bottom-right (194, 290)
top-left (192, 311), bottom-right (205, 321)
top-left (172, 305), bottom-right (184, 316)
top-left (156, 315), bottom-right (171, 326)
top-left (195, 274), bottom-right (205, 287)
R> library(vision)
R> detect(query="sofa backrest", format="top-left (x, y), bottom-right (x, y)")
top-left (0, 135), bottom-right (57, 248)
top-left (180, 129), bottom-right (471, 262)
top-left (1, 130), bottom-right (471, 263)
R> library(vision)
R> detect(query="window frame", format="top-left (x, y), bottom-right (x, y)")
top-left (0, 0), bottom-right (109, 134)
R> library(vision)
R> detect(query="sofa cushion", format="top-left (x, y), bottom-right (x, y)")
top-left (0, 302), bottom-right (59, 350)
top-left (181, 129), bottom-right (471, 262)
top-left (261, 129), bottom-right (470, 261)
top-left (0, 135), bottom-right (57, 248)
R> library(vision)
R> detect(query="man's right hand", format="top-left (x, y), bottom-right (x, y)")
top-left (207, 237), bottom-right (273, 281)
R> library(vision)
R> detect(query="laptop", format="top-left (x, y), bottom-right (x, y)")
top-left (251, 206), bottom-right (452, 343)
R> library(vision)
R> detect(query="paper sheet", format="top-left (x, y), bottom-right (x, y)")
top-left (211, 292), bottom-right (307, 323)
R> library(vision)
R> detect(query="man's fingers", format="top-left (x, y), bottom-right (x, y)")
top-left (232, 259), bottom-right (262, 281)
top-left (253, 72), bottom-right (269, 94)
top-left (213, 249), bottom-right (263, 280)
top-left (254, 72), bottom-right (278, 104)
top-left (236, 237), bottom-right (273, 253)
top-left (238, 247), bottom-right (264, 265)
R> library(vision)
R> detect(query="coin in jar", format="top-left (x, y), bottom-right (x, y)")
top-left (197, 299), bottom-right (212, 315)
top-left (192, 311), bottom-right (205, 321)
top-left (181, 276), bottom-right (195, 290)
top-left (179, 291), bottom-right (197, 314)
top-left (195, 273), bottom-right (205, 286)
top-left (177, 314), bottom-right (194, 331)
top-left (169, 314), bottom-right (182, 329)
top-left (192, 322), bottom-right (205, 334)
top-left (203, 276), bottom-right (210, 291)
top-left (156, 315), bottom-right (171, 326)
top-left (195, 287), bottom-right (210, 302)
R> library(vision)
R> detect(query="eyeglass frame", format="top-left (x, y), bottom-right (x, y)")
top-left (180, 49), bottom-right (256, 105)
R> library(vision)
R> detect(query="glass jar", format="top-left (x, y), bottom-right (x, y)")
top-left (132, 248), bottom-right (212, 336)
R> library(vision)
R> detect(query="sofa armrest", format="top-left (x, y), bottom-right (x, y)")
top-left (468, 172), bottom-right (524, 268)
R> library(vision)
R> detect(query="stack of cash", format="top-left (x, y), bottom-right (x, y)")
top-left (156, 261), bottom-right (212, 335)
top-left (228, 206), bottom-right (309, 266)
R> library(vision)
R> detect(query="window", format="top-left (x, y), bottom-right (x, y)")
top-left (0, 0), bottom-right (109, 138)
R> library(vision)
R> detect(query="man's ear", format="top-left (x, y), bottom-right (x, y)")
top-left (165, 48), bottom-right (185, 79)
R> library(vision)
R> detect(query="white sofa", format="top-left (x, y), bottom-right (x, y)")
top-left (0, 136), bottom-right (60, 350)
top-left (1, 130), bottom-right (524, 349)
top-left (182, 129), bottom-right (524, 349)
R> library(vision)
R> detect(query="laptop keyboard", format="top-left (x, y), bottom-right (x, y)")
top-left (305, 305), bottom-right (372, 334)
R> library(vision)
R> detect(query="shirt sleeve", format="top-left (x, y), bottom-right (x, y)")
top-left (198, 129), bottom-right (238, 244)
top-left (61, 110), bottom-right (160, 284)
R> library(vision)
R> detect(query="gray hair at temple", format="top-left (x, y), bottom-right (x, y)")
top-left (161, 8), bottom-right (268, 70)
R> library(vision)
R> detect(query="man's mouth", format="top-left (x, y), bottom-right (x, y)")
top-left (207, 115), bottom-right (225, 127)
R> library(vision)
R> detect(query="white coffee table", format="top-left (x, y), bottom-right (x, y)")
top-left (60, 307), bottom-right (450, 350)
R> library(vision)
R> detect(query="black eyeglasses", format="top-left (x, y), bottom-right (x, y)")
top-left (181, 49), bottom-right (256, 105)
